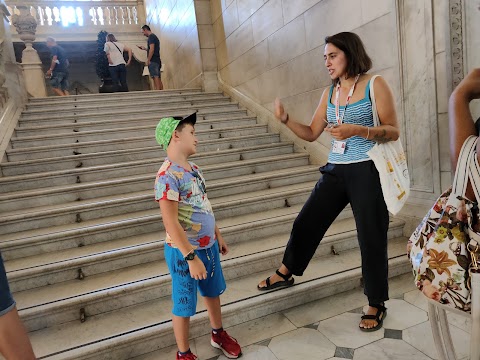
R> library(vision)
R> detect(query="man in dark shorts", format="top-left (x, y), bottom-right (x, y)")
top-left (46, 37), bottom-right (70, 96)
top-left (138, 25), bottom-right (164, 90)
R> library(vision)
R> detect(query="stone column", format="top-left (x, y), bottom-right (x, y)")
top-left (194, 0), bottom-right (218, 92)
top-left (12, 5), bottom-right (47, 97)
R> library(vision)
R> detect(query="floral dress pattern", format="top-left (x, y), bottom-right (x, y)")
top-left (408, 187), bottom-right (473, 312)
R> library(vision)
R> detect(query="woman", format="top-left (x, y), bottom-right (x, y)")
top-left (449, 69), bottom-right (480, 198)
top-left (104, 33), bottom-right (133, 92)
top-left (0, 252), bottom-right (36, 359)
top-left (257, 32), bottom-right (400, 332)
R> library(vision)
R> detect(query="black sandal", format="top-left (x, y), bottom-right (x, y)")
top-left (257, 269), bottom-right (294, 291)
top-left (359, 303), bottom-right (387, 332)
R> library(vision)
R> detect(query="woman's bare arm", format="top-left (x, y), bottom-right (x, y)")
top-left (275, 89), bottom-right (329, 142)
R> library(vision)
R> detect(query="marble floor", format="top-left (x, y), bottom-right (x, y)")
top-left (137, 274), bottom-right (472, 360)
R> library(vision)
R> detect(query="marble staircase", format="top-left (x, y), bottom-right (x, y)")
top-left (0, 89), bottom-right (410, 359)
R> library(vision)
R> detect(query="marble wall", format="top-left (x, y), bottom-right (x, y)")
top-left (0, 0), bottom-right (27, 164)
top-left (144, 0), bottom-right (203, 89)
top-left (212, 0), bottom-right (402, 159)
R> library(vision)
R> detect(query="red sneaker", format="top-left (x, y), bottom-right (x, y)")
top-left (176, 351), bottom-right (197, 360)
top-left (211, 330), bottom-right (242, 359)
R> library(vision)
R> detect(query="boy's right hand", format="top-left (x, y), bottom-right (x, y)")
top-left (188, 257), bottom-right (207, 280)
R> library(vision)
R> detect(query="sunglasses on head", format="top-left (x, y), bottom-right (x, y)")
top-left (191, 169), bottom-right (206, 193)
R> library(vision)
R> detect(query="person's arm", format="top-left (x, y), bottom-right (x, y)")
top-left (325, 76), bottom-right (400, 142)
top-left (124, 45), bottom-right (132, 66)
top-left (449, 68), bottom-right (480, 171)
top-left (46, 55), bottom-right (58, 76)
top-left (103, 43), bottom-right (113, 65)
top-left (160, 200), bottom-right (207, 280)
top-left (215, 224), bottom-right (228, 255)
top-left (274, 89), bottom-right (330, 142)
top-left (147, 43), bottom-right (155, 65)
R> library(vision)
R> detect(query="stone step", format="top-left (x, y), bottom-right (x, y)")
top-left (7, 205), bottom-right (308, 294)
top-left (26, 89), bottom-right (204, 104)
top-left (1, 135), bottom-right (282, 177)
top-left (0, 180), bottom-right (314, 259)
top-left (5, 133), bottom-right (281, 162)
top-left (23, 93), bottom-right (227, 112)
top-left (12, 215), bottom-right (404, 334)
top-left (23, 238), bottom-right (409, 360)
top-left (18, 102), bottom-right (242, 123)
top-left (14, 114), bottom-right (257, 137)
top-left (0, 151), bottom-right (308, 194)
top-left (10, 122), bottom-right (266, 148)
top-left (19, 98), bottom-right (234, 121)
top-left (18, 107), bottom-right (250, 128)
top-left (0, 173), bottom-right (313, 234)
top-left (0, 161), bottom-right (315, 213)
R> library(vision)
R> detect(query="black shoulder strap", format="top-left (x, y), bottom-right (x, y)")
top-left (112, 42), bottom-right (123, 55)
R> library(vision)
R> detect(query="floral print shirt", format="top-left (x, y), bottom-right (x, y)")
top-left (154, 158), bottom-right (216, 249)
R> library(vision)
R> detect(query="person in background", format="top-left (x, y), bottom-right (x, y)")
top-left (138, 25), bottom-right (164, 90)
top-left (45, 37), bottom-right (70, 96)
top-left (0, 251), bottom-right (36, 360)
top-left (104, 33), bottom-right (132, 92)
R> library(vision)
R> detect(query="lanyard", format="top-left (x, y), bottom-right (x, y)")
top-left (335, 74), bottom-right (360, 125)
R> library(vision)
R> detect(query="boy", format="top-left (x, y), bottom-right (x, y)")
top-left (154, 113), bottom-right (242, 360)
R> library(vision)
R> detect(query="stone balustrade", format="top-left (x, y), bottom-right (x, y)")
top-left (5, 0), bottom-right (146, 41)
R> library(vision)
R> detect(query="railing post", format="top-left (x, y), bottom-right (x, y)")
top-left (136, 0), bottom-right (145, 26)
top-left (11, 4), bottom-right (47, 97)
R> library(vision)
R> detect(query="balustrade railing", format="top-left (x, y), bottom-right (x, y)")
top-left (6, 0), bottom-right (143, 28)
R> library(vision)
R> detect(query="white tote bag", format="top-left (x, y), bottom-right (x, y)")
top-left (142, 65), bottom-right (150, 76)
top-left (367, 75), bottom-right (410, 215)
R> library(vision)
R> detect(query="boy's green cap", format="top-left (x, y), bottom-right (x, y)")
top-left (155, 112), bottom-right (197, 147)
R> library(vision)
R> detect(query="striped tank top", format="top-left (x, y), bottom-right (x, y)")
top-left (326, 80), bottom-right (375, 164)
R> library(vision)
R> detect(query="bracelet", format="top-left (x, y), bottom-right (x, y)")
top-left (365, 126), bottom-right (370, 140)
top-left (281, 113), bottom-right (289, 124)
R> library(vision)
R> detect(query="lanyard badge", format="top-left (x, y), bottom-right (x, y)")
top-left (332, 74), bottom-right (360, 155)
top-left (334, 74), bottom-right (360, 125)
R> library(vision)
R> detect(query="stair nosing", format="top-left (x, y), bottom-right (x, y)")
top-left (0, 152), bottom-right (307, 184)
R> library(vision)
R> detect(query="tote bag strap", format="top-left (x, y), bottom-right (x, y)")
top-left (452, 135), bottom-right (478, 196)
top-left (369, 75), bottom-right (381, 127)
top-left (469, 144), bottom-right (480, 200)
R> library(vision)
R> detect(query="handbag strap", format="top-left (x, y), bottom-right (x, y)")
top-left (369, 75), bottom-right (381, 127)
top-left (452, 135), bottom-right (479, 196)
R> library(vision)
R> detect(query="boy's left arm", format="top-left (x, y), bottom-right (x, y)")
top-left (215, 225), bottom-right (228, 255)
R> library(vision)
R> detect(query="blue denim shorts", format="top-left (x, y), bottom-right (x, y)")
top-left (0, 252), bottom-right (15, 317)
top-left (50, 71), bottom-right (69, 91)
top-left (165, 241), bottom-right (226, 317)
top-left (148, 61), bottom-right (161, 78)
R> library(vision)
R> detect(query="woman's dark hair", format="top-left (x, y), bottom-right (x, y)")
top-left (106, 33), bottom-right (117, 42)
top-left (325, 32), bottom-right (372, 84)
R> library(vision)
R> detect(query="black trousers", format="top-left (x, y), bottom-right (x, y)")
top-left (282, 161), bottom-right (390, 304)
top-left (109, 64), bottom-right (128, 92)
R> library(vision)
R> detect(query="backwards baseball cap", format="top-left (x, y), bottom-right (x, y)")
top-left (155, 112), bottom-right (197, 148)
